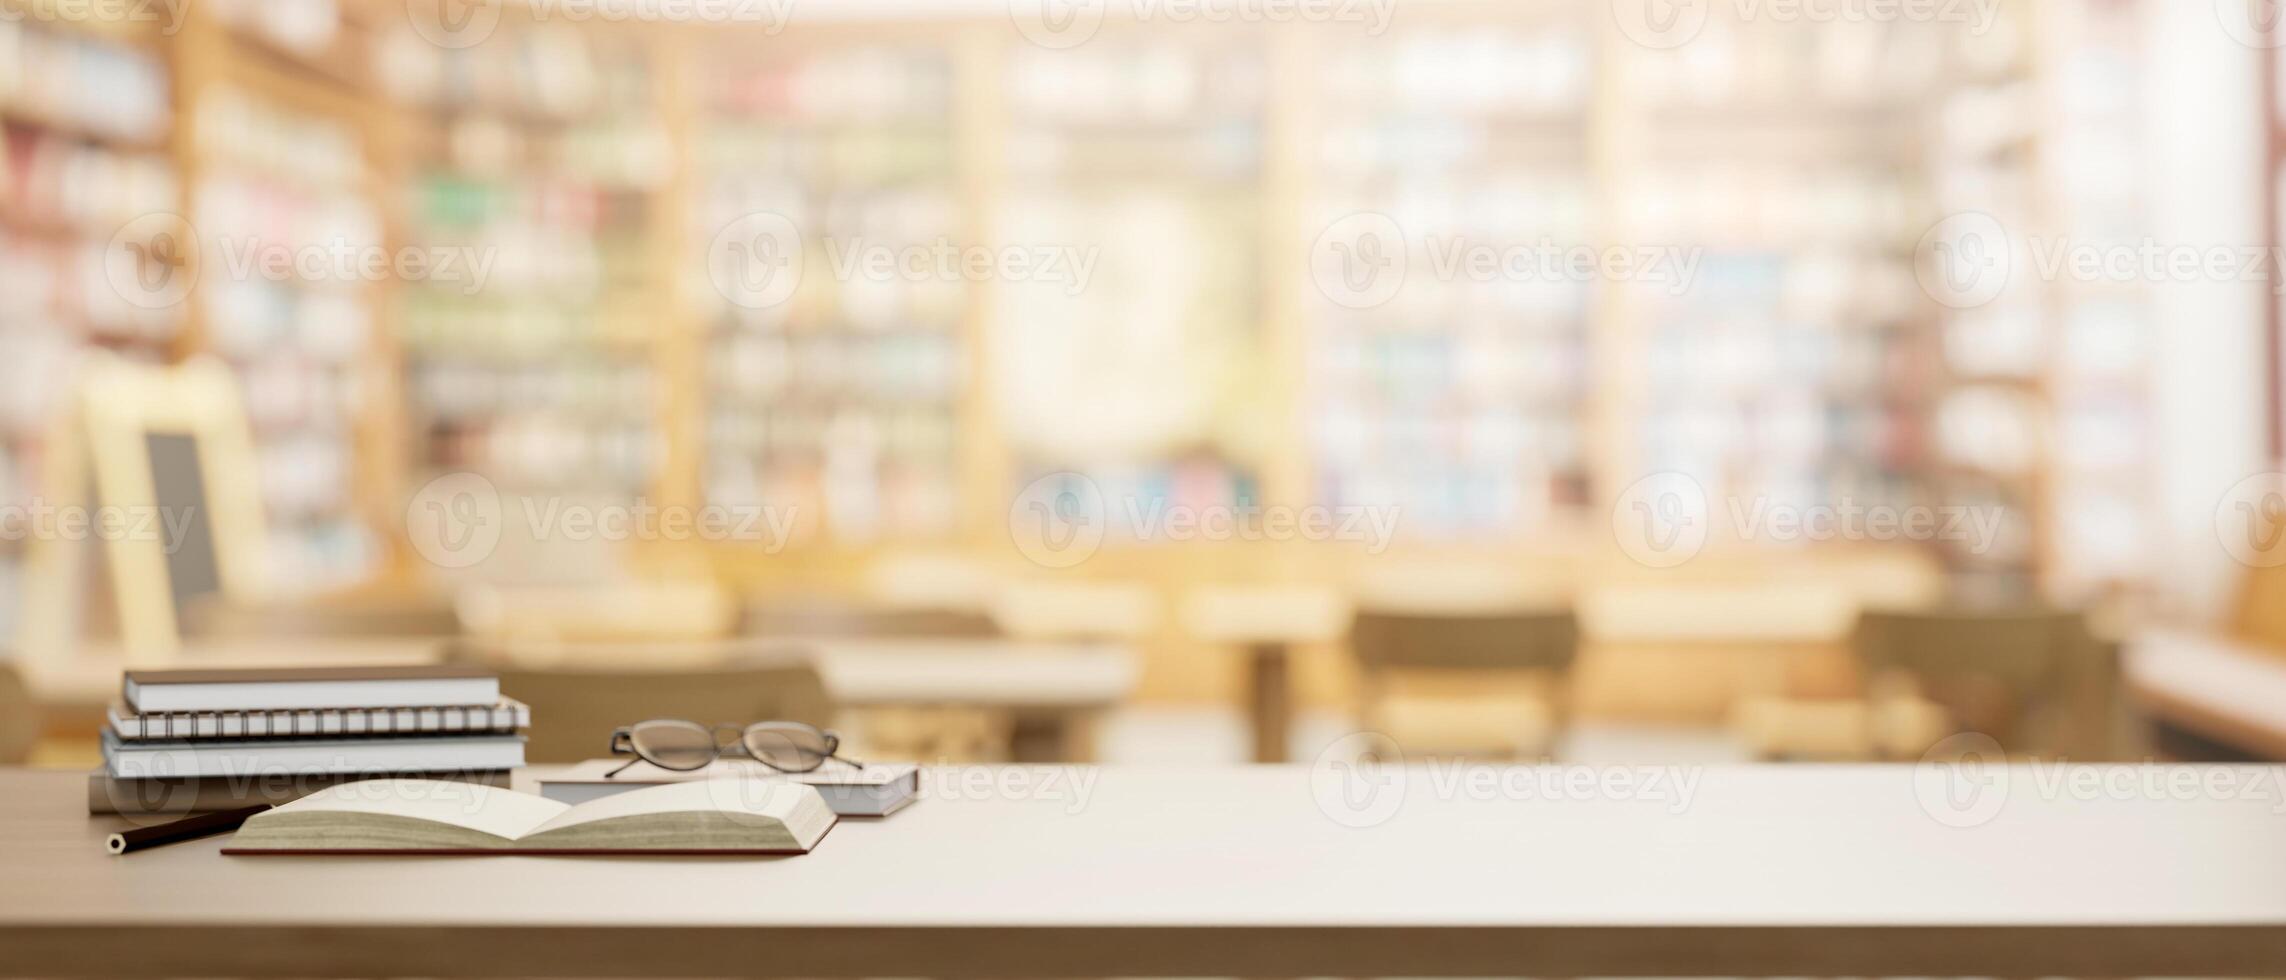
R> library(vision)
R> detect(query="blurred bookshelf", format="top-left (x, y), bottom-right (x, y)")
top-left (2038, 0), bottom-right (2156, 606)
top-left (691, 36), bottom-right (967, 545)
top-left (1624, 13), bottom-right (1940, 553)
top-left (190, 75), bottom-right (383, 594)
top-left (1309, 16), bottom-right (1597, 536)
top-left (0, 3), bottom-right (2197, 639)
top-left (998, 31), bottom-right (1268, 540)
top-left (379, 18), bottom-right (667, 502)
top-left (0, 2), bottom-right (178, 636)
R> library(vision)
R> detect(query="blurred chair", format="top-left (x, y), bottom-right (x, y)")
top-left (1737, 607), bottom-right (2105, 760)
top-left (492, 660), bottom-right (833, 765)
top-left (1856, 608), bottom-right (2104, 751)
top-left (0, 663), bottom-right (40, 765)
top-left (1350, 608), bottom-right (1580, 760)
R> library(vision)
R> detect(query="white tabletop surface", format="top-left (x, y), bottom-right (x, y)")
top-left (10, 765), bottom-right (2286, 976)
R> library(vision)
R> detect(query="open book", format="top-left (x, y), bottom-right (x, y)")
top-left (223, 778), bottom-right (836, 855)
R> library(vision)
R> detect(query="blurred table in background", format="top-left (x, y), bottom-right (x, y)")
top-left (455, 636), bottom-right (1139, 763)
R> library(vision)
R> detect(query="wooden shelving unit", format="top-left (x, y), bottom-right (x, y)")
top-left (379, 14), bottom-right (670, 510)
top-left (175, 11), bottom-right (394, 596)
top-left (1306, 9), bottom-right (1598, 535)
top-left (0, 0), bottom-right (180, 641)
top-left (688, 30), bottom-right (971, 547)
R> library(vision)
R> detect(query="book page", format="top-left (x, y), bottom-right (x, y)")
top-left (270, 779), bottom-right (570, 841)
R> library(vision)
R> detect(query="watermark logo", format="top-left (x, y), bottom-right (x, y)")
top-left (105, 212), bottom-right (200, 311)
top-left (1009, 0), bottom-right (1106, 49)
top-left (1611, 474), bottom-right (2004, 567)
top-left (1011, 0), bottom-right (1395, 49)
top-left (1311, 736), bottom-right (1704, 829)
top-left (104, 213), bottom-right (500, 308)
top-left (1310, 213), bottom-right (1702, 310)
top-left (1916, 211), bottom-right (2012, 309)
top-left (1612, 472), bottom-right (1709, 568)
top-left (1913, 732), bottom-right (2010, 828)
top-left (407, 473), bottom-right (802, 568)
top-left (405, 0), bottom-right (501, 49)
top-left (1612, 0), bottom-right (1711, 49)
top-left (705, 211), bottom-right (1096, 310)
top-left (707, 211), bottom-right (805, 311)
top-left (2218, 0), bottom-right (2286, 49)
top-left (1, 0), bottom-right (187, 34)
top-left (1311, 732), bottom-right (1407, 829)
top-left (1008, 473), bottom-right (1403, 568)
top-left (1617, 0), bottom-right (1998, 48)
top-left (1310, 212), bottom-right (1407, 310)
top-left (2217, 472), bottom-right (2286, 568)
top-left (406, 472), bottom-right (504, 569)
top-left (407, 0), bottom-right (792, 48)
top-left (1918, 213), bottom-right (2286, 308)
top-left (0, 501), bottom-right (197, 552)
top-left (1009, 472), bottom-right (1108, 569)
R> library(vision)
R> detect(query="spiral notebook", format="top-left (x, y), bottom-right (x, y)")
top-left (106, 699), bottom-right (530, 741)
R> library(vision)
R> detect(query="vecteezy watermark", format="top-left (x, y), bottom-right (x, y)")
top-left (1309, 733), bottom-right (1703, 829)
top-left (1611, 473), bottom-right (2006, 567)
top-left (1612, 0), bottom-right (2000, 50)
top-left (2216, 472), bottom-right (2286, 568)
top-left (0, 0), bottom-right (188, 34)
top-left (2216, 0), bottom-right (2286, 49)
top-left (404, 0), bottom-right (794, 49)
top-left (696, 764), bottom-right (1101, 826)
top-left (1917, 211), bottom-right (2286, 309)
top-left (1007, 472), bottom-right (1401, 568)
top-left (0, 500), bottom-right (198, 552)
top-left (1913, 733), bottom-right (2286, 829)
top-left (405, 473), bottom-right (799, 569)
top-left (1009, 0), bottom-right (1396, 51)
top-left (1309, 212), bottom-right (1702, 311)
top-left (706, 210), bottom-right (1098, 310)
top-left (103, 213), bottom-right (500, 310)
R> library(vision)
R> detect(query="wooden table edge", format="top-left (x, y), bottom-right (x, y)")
top-left (7, 923), bottom-right (2286, 977)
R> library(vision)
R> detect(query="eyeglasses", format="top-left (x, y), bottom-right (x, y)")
top-left (604, 720), bottom-right (862, 778)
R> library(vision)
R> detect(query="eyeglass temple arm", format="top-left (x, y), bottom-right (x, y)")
top-left (604, 730), bottom-right (638, 779)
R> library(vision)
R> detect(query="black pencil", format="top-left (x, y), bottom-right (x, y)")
top-left (105, 804), bottom-right (271, 855)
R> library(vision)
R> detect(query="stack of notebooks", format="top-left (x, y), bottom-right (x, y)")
top-left (91, 666), bottom-right (529, 816)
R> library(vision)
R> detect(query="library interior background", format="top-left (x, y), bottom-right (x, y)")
top-left (4, 0), bottom-right (2286, 771)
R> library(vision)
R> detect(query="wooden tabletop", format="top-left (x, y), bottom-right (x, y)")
top-left (6, 764), bottom-right (2286, 977)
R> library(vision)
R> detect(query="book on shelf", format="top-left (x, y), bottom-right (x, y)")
top-left (539, 758), bottom-right (920, 817)
top-left (102, 732), bottom-right (526, 780)
top-left (224, 778), bottom-right (837, 855)
top-left (105, 698), bottom-right (531, 740)
top-left (123, 665), bottom-right (499, 713)
top-left (88, 768), bottom-right (513, 816)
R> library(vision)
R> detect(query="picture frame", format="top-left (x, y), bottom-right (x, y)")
top-left (18, 355), bottom-right (270, 668)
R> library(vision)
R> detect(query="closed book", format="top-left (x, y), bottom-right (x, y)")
top-left (87, 768), bottom-right (512, 816)
top-left (224, 778), bottom-right (836, 855)
top-left (539, 758), bottom-right (920, 816)
top-left (102, 731), bottom-right (526, 780)
top-left (122, 666), bottom-right (498, 713)
top-left (106, 699), bottom-right (530, 740)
